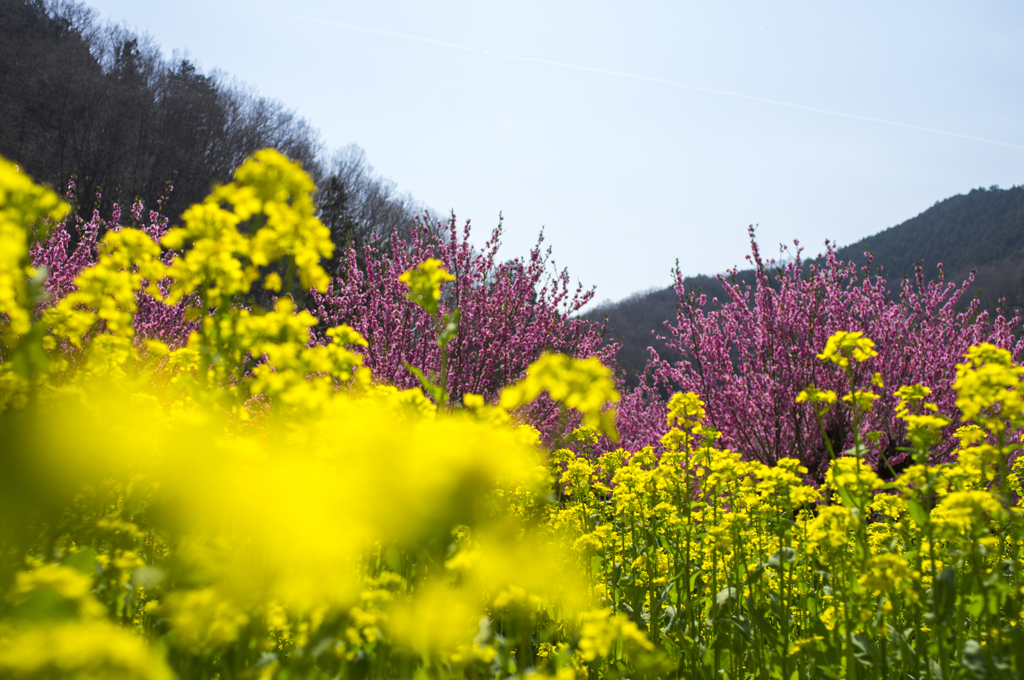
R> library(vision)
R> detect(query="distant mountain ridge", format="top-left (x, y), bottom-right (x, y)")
top-left (589, 184), bottom-right (1024, 387)
top-left (834, 185), bottom-right (1024, 286)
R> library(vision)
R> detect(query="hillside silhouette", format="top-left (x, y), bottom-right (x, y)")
top-left (0, 0), bottom-right (432, 266)
top-left (591, 184), bottom-right (1024, 387)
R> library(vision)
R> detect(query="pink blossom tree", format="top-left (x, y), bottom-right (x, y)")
top-left (312, 214), bottom-right (615, 427)
top-left (617, 227), bottom-right (1023, 479)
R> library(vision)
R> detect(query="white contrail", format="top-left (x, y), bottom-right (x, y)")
top-left (261, 11), bottom-right (1024, 152)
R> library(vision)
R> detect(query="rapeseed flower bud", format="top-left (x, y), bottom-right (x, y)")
top-left (805, 505), bottom-right (858, 555)
top-left (756, 458), bottom-right (819, 508)
top-left (160, 587), bottom-right (250, 653)
top-left (930, 490), bottom-right (1006, 540)
top-left (894, 384), bottom-right (937, 416)
top-left (796, 387), bottom-right (838, 415)
top-left (561, 457), bottom-right (593, 488)
top-left (463, 392), bottom-right (510, 425)
top-left (859, 553), bottom-right (916, 596)
top-left (44, 229), bottom-right (165, 347)
top-left (666, 391), bottom-right (705, 429)
top-left (868, 493), bottom-right (908, 522)
top-left (953, 343), bottom-right (1024, 423)
top-left (163, 149), bottom-right (332, 307)
top-left (575, 609), bottom-right (653, 662)
top-left (842, 389), bottom-right (880, 413)
top-left (398, 258), bottom-right (455, 316)
top-left (816, 330), bottom-right (878, 370)
top-left (825, 456), bottom-right (883, 501)
top-left (0, 156), bottom-right (69, 343)
top-left (500, 353), bottom-right (619, 437)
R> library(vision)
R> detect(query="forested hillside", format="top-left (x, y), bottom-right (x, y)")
top-left (592, 184), bottom-right (1024, 385)
top-left (0, 0), bottom-right (432, 267)
top-left (835, 185), bottom-right (1024, 309)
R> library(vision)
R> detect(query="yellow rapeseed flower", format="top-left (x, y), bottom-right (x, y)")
top-left (0, 620), bottom-right (174, 680)
top-left (575, 609), bottom-right (653, 662)
top-left (816, 330), bottom-right (878, 371)
top-left (398, 258), bottom-right (455, 316)
top-left (666, 391), bottom-right (705, 429)
top-left (0, 156), bottom-right (70, 343)
top-left (953, 343), bottom-right (1024, 424)
top-left (500, 353), bottom-right (619, 437)
top-left (859, 553), bottom-right (917, 596)
top-left (930, 490), bottom-right (1006, 541)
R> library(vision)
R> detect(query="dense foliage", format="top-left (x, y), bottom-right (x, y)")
top-left (4, 152), bottom-right (1024, 680)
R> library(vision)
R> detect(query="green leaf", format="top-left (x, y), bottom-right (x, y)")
top-left (906, 499), bottom-right (929, 527)
top-left (256, 652), bottom-right (279, 669)
top-left (711, 586), bottom-right (738, 618)
top-left (730, 616), bottom-right (752, 643)
top-left (660, 605), bottom-right (677, 633)
top-left (767, 547), bottom-right (796, 569)
top-left (960, 639), bottom-right (990, 679)
top-left (716, 586), bottom-right (738, 607)
top-left (661, 634), bottom-right (682, 661)
top-left (935, 566), bottom-right (957, 626)
top-left (310, 635), bottom-right (336, 658)
top-left (835, 482), bottom-right (857, 509)
top-left (964, 593), bottom-right (984, 619)
top-left (131, 566), bottom-right (165, 591)
top-left (851, 634), bottom-right (877, 668)
top-left (437, 308), bottom-right (460, 350)
top-left (403, 363), bottom-right (444, 404)
top-left (63, 547), bottom-right (97, 575)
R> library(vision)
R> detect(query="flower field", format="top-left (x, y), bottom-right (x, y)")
top-left (2, 151), bottom-right (1024, 680)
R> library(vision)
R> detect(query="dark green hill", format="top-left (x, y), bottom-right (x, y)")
top-left (0, 0), bottom-right (431, 256)
top-left (835, 185), bottom-right (1024, 291)
top-left (590, 184), bottom-right (1024, 387)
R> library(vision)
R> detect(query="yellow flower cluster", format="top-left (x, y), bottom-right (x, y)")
top-left (0, 158), bottom-right (68, 343)
top-left (0, 621), bottom-right (175, 680)
top-left (575, 609), bottom-right (653, 662)
top-left (954, 343), bottom-right (1024, 427)
top-left (815, 329), bottom-right (878, 370)
top-left (544, 330), bottom-right (1024, 679)
top-left (398, 258), bottom-right (455, 316)
top-left (895, 384), bottom-right (951, 450)
top-left (163, 149), bottom-right (333, 306)
top-left (6, 153), bottom-right (1024, 680)
top-left (44, 229), bottom-right (166, 348)
top-left (1, 152), bottom-right (652, 679)
top-left (500, 352), bottom-right (620, 436)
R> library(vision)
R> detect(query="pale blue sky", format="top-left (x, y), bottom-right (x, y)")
top-left (86, 0), bottom-right (1024, 306)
